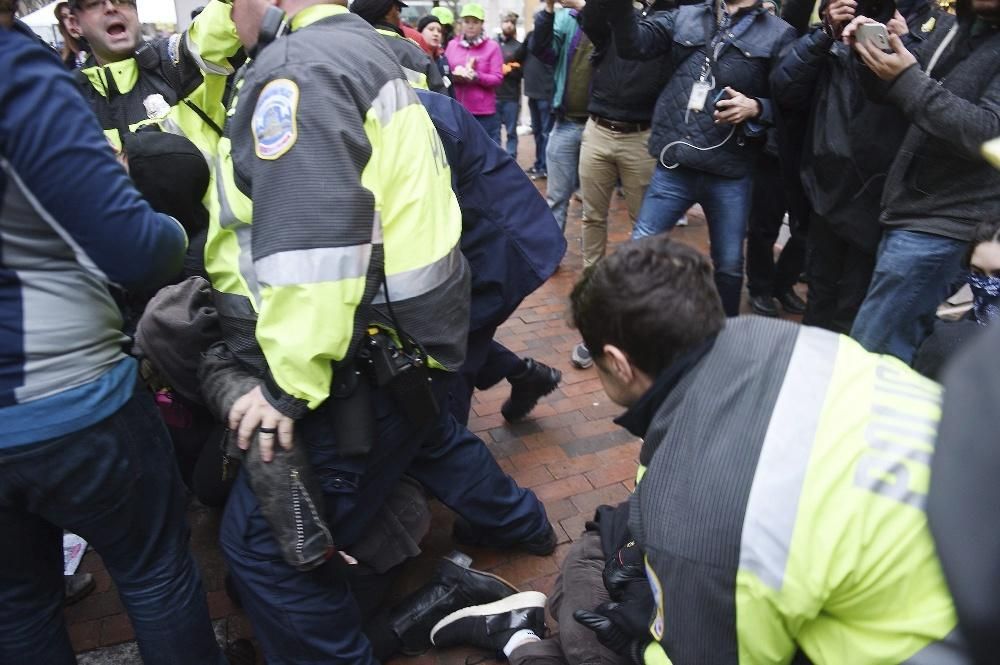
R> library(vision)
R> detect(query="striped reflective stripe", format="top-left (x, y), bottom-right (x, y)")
top-left (254, 214), bottom-right (383, 286)
top-left (371, 78), bottom-right (420, 127)
top-left (900, 629), bottom-right (971, 665)
top-left (374, 243), bottom-right (463, 303)
top-left (235, 224), bottom-right (262, 304)
top-left (184, 31), bottom-right (234, 76)
top-left (256, 245), bottom-right (372, 286)
top-left (738, 326), bottom-right (840, 590)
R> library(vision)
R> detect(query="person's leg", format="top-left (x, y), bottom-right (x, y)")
top-left (850, 229), bottom-right (967, 363)
top-left (579, 119), bottom-right (619, 268)
top-left (408, 376), bottom-right (551, 547)
top-left (528, 98), bottom-right (548, 172)
top-left (745, 156), bottom-right (785, 300)
top-left (475, 339), bottom-right (528, 390)
top-left (546, 531), bottom-right (626, 665)
top-left (221, 474), bottom-right (378, 665)
top-left (833, 242), bottom-right (877, 334)
top-left (0, 501), bottom-right (73, 664)
top-left (545, 120), bottom-right (584, 232)
top-left (498, 99), bottom-right (520, 160)
top-left (630, 165), bottom-right (698, 240)
top-left (451, 326), bottom-right (497, 426)
top-left (772, 218), bottom-right (807, 296)
top-left (0, 390), bottom-right (225, 665)
top-left (801, 213), bottom-right (847, 332)
top-left (476, 113), bottom-right (503, 146)
top-left (697, 172), bottom-right (754, 317)
top-left (616, 128), bottom-right (656, 228)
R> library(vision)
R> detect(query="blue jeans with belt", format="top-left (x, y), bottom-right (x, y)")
top-left (632, 165), bottom-right (753, 316)
top-left (850, 228), bottom-right (967, 364)
top-left (0, 389), bottom-right (225, 665)
top-left (221, 373), bottom-right (550, 664)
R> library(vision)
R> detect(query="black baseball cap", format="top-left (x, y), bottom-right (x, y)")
top-left (350, 0), bottom-right (407, 24)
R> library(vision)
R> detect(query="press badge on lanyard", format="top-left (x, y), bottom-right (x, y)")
top-left (688, 79), bottom-right (713, 112)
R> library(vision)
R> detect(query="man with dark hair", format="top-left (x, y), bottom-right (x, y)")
top-left (559, 235), bottom-right (969, 664)
top-left (496, 11), bottom-right (524, 159)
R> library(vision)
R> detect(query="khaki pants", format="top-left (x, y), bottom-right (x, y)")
top-left (578, 119), bottom-right (656, 267)
top-left (509, 530), bottom-right (628, 665)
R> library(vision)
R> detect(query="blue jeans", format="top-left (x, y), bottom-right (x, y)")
top-left (545, 118), bottom-right (585, 232)
top-left (497, 99), bottom-right (520, 160)
top-left (528, 98), bottom-right (553, 172)
top-left (850, 228), bottom-right (967, 364)
top-left (475, 112), bottom-right (502, 146)
top-left (0, 388), bottom-right (224, 665)
top-left (632, 165), bottom-right (753, 316)
top-left (221, 374), bottom-right (549, 664)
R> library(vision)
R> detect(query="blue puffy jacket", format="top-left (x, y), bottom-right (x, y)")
top-left (415, 89), bottom-right (566, 332)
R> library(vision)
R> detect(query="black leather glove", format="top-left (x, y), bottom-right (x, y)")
top-left (603, 539), bottom-right (646, 601)
top-left (574, 602), bottom-right (649, 665)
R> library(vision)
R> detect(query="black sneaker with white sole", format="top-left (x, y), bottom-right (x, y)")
top-left (430, 591), bottom-right (548, 659)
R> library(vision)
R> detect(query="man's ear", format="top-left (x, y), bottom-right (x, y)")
top-left (602, 344), bottom-right (635, 383)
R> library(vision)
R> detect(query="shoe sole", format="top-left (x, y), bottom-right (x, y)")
top-left (430, 591), bottom-right (548, 645)
top-left (570, 357), bottom-right (593, 369)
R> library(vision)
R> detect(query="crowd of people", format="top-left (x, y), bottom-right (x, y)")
top-left (2, 0), bottom-right (1000, 662)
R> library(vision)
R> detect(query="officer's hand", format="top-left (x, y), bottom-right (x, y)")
top-left (574, 605), bottom-right (646, 664)
top-left (603, 540), bottom-right (646, 600)
top-left (228, 385), bottom-right (294, 462)
top-left (854, 32), bottom-right (917, 80)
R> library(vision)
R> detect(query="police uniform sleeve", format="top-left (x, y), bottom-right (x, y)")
top-left (235, 63), bottom-right (384, 418)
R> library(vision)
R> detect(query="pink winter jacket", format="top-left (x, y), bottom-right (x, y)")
top-left (445, 36), bottom-right (503, 116)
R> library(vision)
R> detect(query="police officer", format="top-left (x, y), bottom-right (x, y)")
top-left (212, 0), bottom-right (554, 662)
top-left (565, 236), bottom-right (968, 664)
top-left (350, 0), bottom-right (447, 92)
top-left (67, 0), bottom-right (243, 154)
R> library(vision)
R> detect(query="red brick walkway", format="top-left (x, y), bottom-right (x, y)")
top-left (68, 140), bottom-right (786, 664)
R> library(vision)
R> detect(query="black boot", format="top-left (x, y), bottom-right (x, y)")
top-left (453, 516), bottom-right (558, 556)
top-left (501, 358), bottom-right (561, 422)
top-left (430, 590), bottom-right (548, 659)
top-left (388, 551), bottom-right (519, 656)
top-left (777, 288), bottom-right (806, 315)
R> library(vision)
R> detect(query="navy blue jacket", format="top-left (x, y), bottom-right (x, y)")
top-left (415, 90), bottom-right (566, 333)
top-left (611, 0), bottom-right (795, 178)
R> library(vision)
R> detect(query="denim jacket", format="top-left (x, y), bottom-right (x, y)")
top-left (612, 0), bottom-right (795, 178)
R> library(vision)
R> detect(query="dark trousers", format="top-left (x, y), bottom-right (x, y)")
top-left (220, 373), bottom-right (549, 664)
top-left (475, 113), bottom-right (502, 146)
top-left (745, 155), bottom-right (806, 298)
top-left (528, 97), bottom-right (553, 172)
top-left (0, 388), bottom-right (224, 665)
top-left (509, 531), bottom-right (627, 665)
top-left (802, 213), bottom-right (877, 335)
top-left (449, 326), bottom-right (526, 426)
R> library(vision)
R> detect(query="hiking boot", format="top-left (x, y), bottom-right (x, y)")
top-left (64, 572), bottom-right (95, 606)
top-left (430, 591), bottom-right (548, 658)
top-left (570, 342), bottom-right (593, 369)
top-left (749, 294), bottom-right (779, 317)
top-left (501, 359), bottom-right (561, 422)
top-left (388, 551), bottom-right (519, 656)
top-left (777, 288), bottom-right (806, 315)
top-left (453, 517), bottom-right (558, 557)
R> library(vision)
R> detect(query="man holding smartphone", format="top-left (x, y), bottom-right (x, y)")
top-left (845, 0), bottom-right (1000, 364)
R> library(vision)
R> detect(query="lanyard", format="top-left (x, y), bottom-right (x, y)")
top-left (697, 6), bottom-right (757, 83)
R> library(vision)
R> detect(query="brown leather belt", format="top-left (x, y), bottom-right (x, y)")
top-left (589, 114), bottom-right (651, 134)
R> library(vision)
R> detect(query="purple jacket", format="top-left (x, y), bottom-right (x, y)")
top-left (445, 36), bottom-right (503, 116)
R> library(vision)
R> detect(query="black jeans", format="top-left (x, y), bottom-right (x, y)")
top-left (745, 154), bottom-right (805, 298)
top-left (802, 213), bottom-right (877, 335)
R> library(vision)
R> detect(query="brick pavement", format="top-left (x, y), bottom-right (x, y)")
top-left (68, 140), bottom-right (795, 664)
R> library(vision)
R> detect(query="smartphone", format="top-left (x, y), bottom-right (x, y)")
top-left (856, 22), bottom-right (892, 52)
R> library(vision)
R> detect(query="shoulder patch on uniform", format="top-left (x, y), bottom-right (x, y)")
top-left (252, 79), bottom-right (299, 160)
top-left (921, 16), bottom-right (936, 33)
top-left (645, 556), bottom-right (665, 642)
